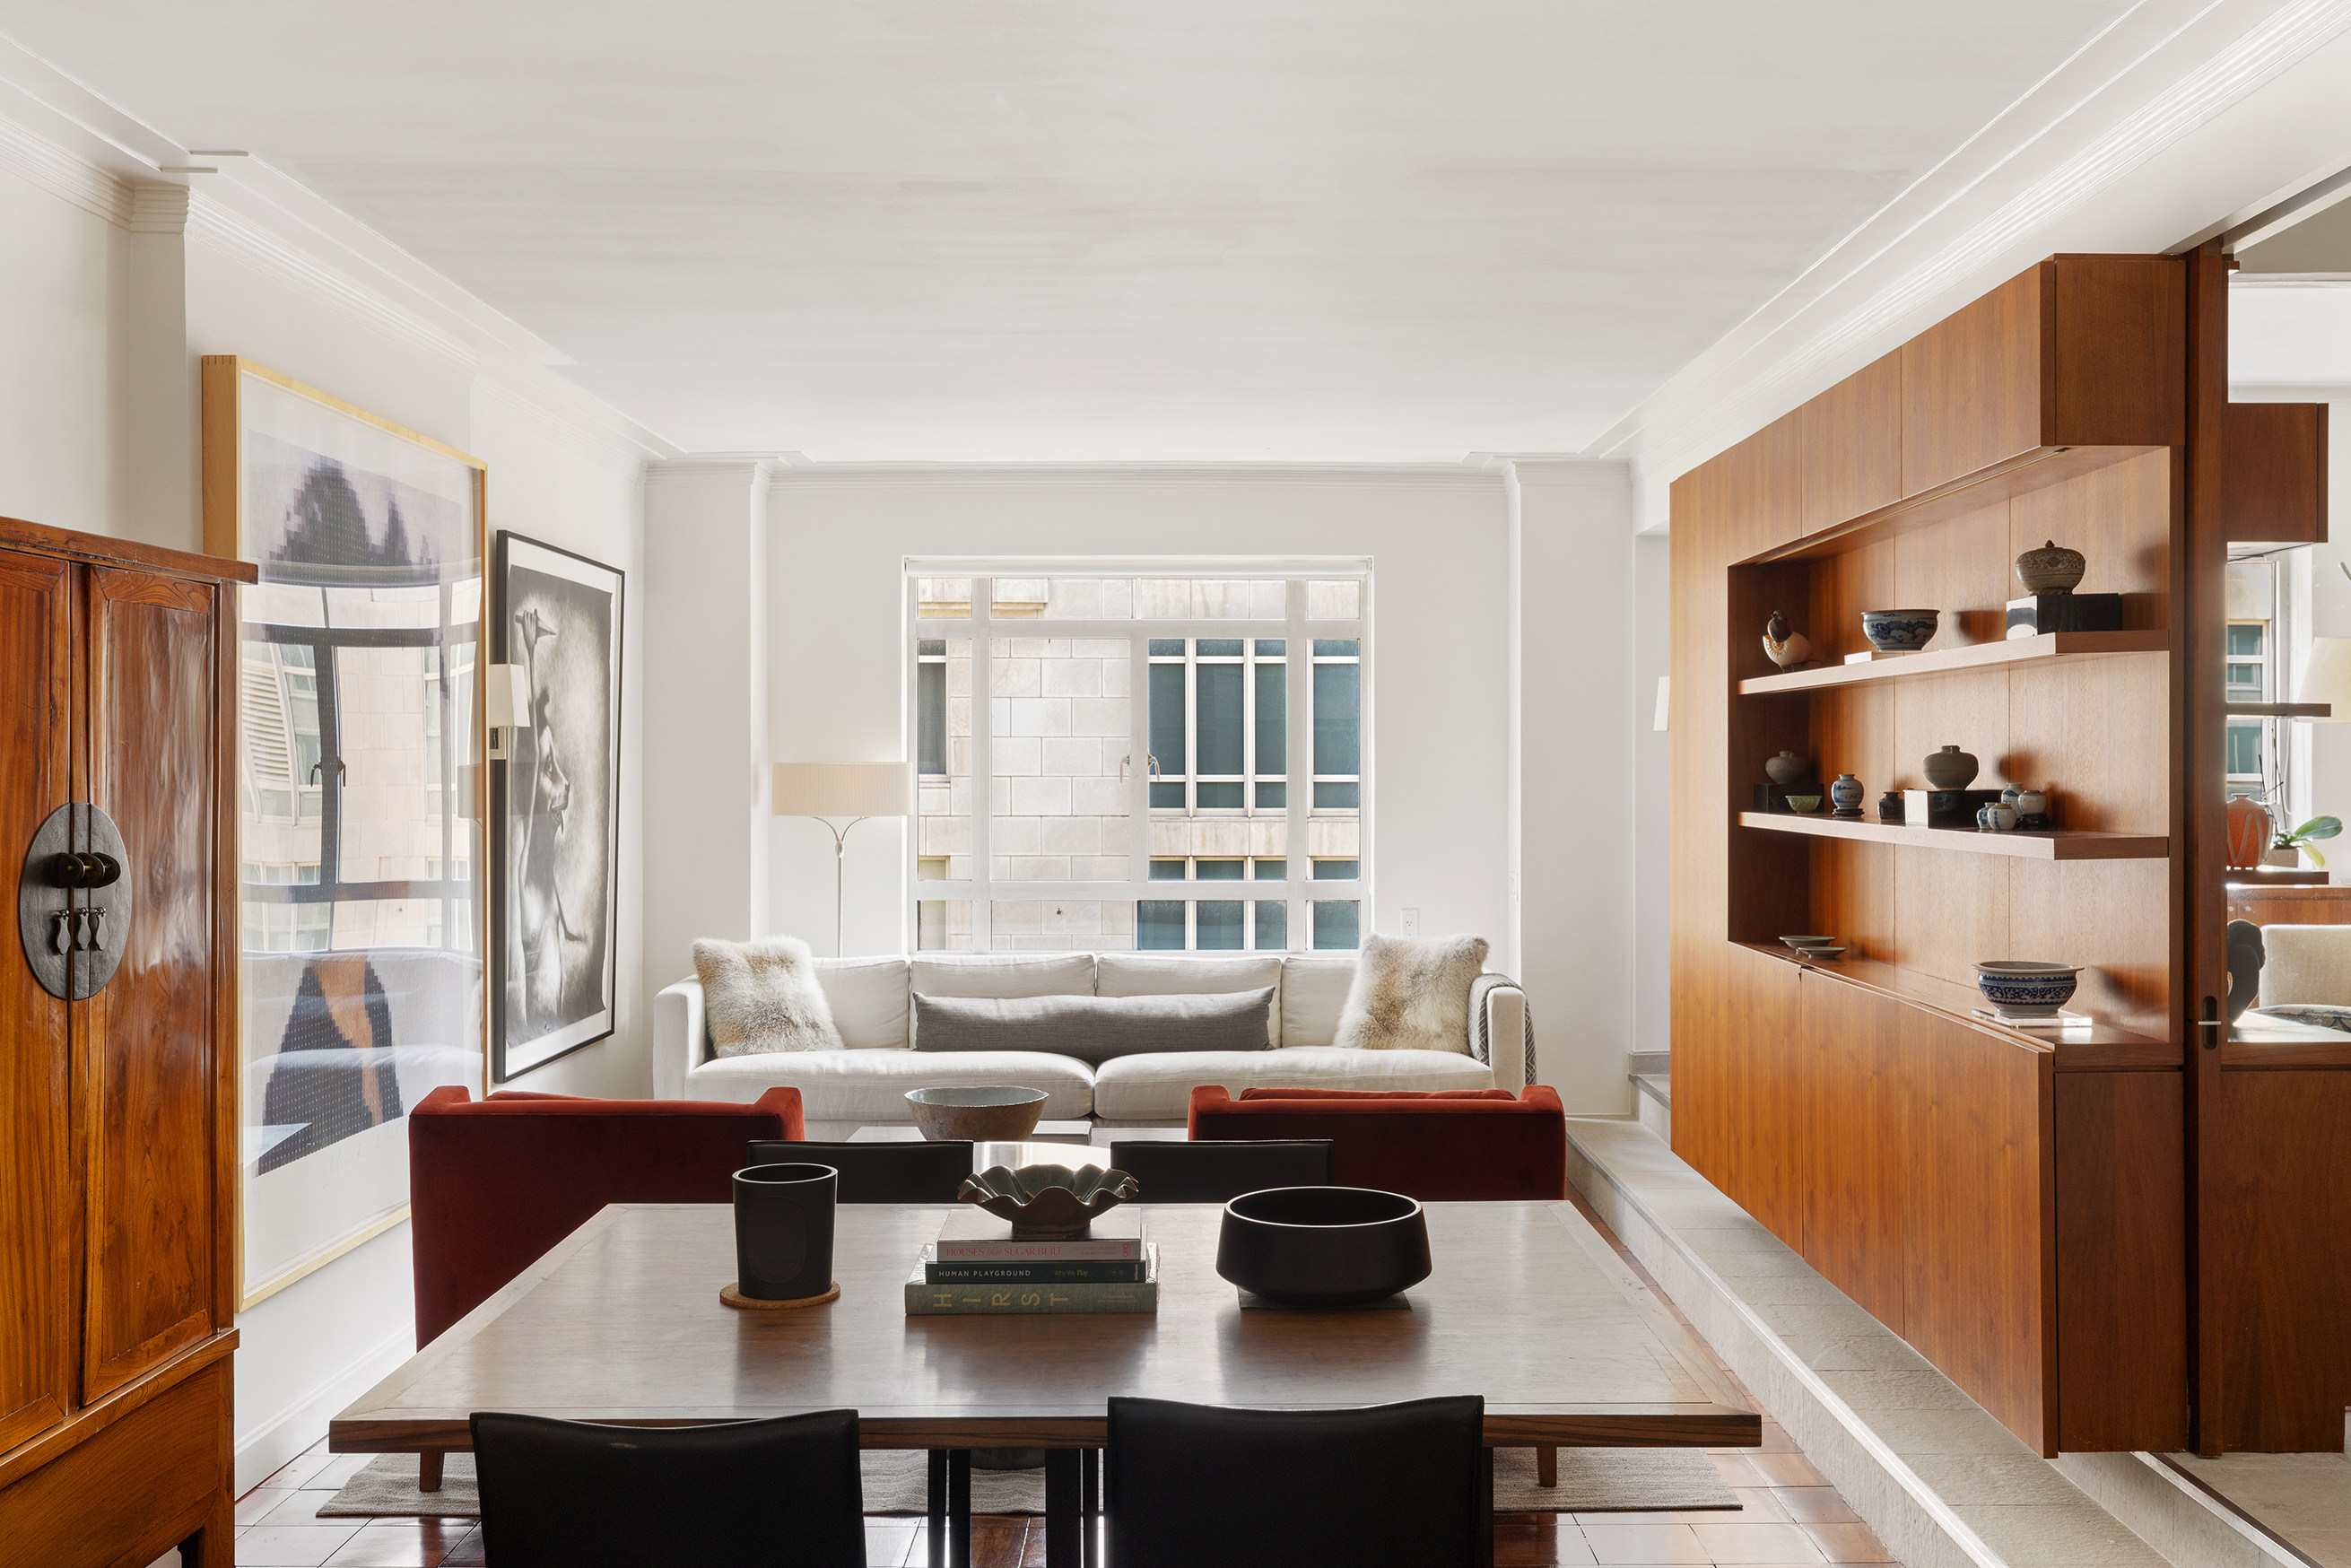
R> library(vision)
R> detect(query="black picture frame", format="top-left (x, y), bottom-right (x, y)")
top-left (491, 530), bottom-right (625, 1080)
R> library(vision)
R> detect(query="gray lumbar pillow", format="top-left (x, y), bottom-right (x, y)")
top-left (911, 988), bottom-right (1274, 1064)
top-left (693, 935), bottom-right (845, 1056)
top-left (1334, 931), bottom-right (1490, 1053)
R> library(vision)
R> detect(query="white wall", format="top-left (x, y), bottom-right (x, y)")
top-left (0, 148), bottom-right (653, 1494)
top-left (760, 466), bottom-right (1517, 970)
top-left (1630, 533), bottom-right (1671, 1059)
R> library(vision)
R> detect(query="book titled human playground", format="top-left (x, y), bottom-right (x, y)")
top-left (905, 1246), bottom-right (1159, 1316)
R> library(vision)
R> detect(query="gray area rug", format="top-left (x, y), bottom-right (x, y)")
top-left (324, 1444), bottom-right (1734, 1520)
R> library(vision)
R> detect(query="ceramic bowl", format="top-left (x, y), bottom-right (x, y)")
top-left (1215, 1186), bottom-right (1432, 1308)
top-left (1860, 608), bottom-right (1940, 652)
top-left (906, 1085), bottom-right (1049, 1143)
top-left (1780, 935), bottom-right (1835, 949)
top-left (959, 1162), bottom-right (1138, 1239)
top-left (1783, 794), bottom-right (1823, 814)
top-left (1795, 945), bottom-right (1846, 963)
top-left (1974, 962), bottom-right (2080, 1017)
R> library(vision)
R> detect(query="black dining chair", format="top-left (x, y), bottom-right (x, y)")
top-left (748, 1138), bottom-right (974, 1202)
top-left (1105, 1395), bottom-right (1488, 1568)
top-left (470, 1408), bottom-right (865, 1566)
top-left (1105, 1138), bottom-right (1334, 1203)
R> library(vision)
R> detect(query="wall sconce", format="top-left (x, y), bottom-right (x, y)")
top-left (484, 663), bottom-right (530, 761)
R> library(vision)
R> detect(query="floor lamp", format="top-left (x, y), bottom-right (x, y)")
top-left (772, 762), bottom-right (912, 956)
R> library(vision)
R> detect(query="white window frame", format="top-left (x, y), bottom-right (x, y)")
top-left (904, 562), bottom-right (1370, 954)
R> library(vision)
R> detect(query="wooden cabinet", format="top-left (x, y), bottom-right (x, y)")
top-left (0, 518), bottom-right (250, 1568)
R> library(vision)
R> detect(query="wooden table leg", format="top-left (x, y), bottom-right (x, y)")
top-left (948, 1450), bottom-right (972, 1568)
top-left (1045, 1450), bottom-right (1082, 1568)
top-left (419, 1451), bottom-right (445, 1493)
top-left (1536, 1444), bottom-right (1557, 1487)
top-left (928, 1450), bottom-right (948, 1568)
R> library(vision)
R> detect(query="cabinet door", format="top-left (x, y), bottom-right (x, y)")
top-left (79, 567), bottom-right (222, 1400)
top-left (0, 550), bottom-right (74, 1451)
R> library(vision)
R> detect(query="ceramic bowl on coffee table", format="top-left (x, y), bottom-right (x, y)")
top-left (905, 1086), bottom-right (1049, 1142)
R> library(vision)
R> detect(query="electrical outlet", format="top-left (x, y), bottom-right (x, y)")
top-left (1400, 908), bottom-right (1421, 937)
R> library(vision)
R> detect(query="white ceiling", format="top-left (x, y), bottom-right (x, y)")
top-left (1, 1), bottom-right (2145, 460)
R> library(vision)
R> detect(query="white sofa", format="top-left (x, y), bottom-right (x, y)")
top-left (653, 951), bottom-right (1529, 1125)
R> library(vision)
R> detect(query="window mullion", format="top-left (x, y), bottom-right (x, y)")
top-left (970, 576), bottom-right (994, 954)
top-left (1285, 579), bottom-right (1308, 950)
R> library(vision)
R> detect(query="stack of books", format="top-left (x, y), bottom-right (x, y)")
top-left (903, 1209), bottom-right (1158, 1316)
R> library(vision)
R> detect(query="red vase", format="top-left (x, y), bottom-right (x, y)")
top-left (2225, 797), bottom-right (2272, 871)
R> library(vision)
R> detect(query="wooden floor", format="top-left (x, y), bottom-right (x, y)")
top-left (216, 1195), bottom-right (1902, 1567)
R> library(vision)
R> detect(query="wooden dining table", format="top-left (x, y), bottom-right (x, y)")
top-left (331, 1198), bottom-right (1756, 1566)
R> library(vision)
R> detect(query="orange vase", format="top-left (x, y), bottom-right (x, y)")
top-left (2226, 797), bottom-right (2273, 870)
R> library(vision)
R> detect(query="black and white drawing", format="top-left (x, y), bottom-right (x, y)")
top-left (492, 533), bottom-right (624, 1079)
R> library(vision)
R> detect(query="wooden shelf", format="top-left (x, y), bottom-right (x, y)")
top-left (1736, 444), bottom-right (2166, 565)
top-left (1738, 811), bottom-right (2167, 860)
top-left (2225, 702), bottom-right (2329, 717)
top-left (1737, 942), bottom-right (2177, 1067)
top-left (1739, 631), bottom-right (2166, 695)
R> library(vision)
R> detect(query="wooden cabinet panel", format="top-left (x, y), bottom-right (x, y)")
top-left (1798, 973), bottom-right (1906, 1333)
top-left (0, 551), bottom-right (74, 1455)
top-left (79, 569), bottom-right (221, 1401)
top-left (1804, 355), bottom-right (1903, 536)
top-left (1900, 1013), bottom-right (2054, 1455)
top-left (1902, 268), bottom-right (2044, 496)
top-left (2053, 1069), bottom-right (2186, 1452)
top-left (0, 1357), bottom-right (231, 1568)
top-left (2214, 1067), bottom-right (2351, 1451)
top-left (2050, 257), bottom-right (2185, 449)
top-left (2222, 401), bottom-right (2327, 544)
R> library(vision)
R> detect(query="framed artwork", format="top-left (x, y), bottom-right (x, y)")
top-left (202, 356), bottom-right (489, 1310)
top-left (490, 532), bottom-right (623, 1080)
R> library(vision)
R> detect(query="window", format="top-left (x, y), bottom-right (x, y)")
top-left (2226, 618), bottom-right (2271, 799)
top-left (910, 570), bottom-right (1366, 952)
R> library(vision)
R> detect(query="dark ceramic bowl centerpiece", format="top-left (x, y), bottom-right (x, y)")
top-left (1215, 1186), bottom-right (1432, 1308)
top-left (1860, 608), bottom-right (1939, 652)
top-left (959, 1163), bottom-right (1137, 1239)
top-left (1974, 962), bottom-right (2080, 1020)
top-left (906, 1085), bottom-right (1048, 1142)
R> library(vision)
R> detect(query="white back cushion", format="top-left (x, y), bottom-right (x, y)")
top-left (2259, 924), bottom-right (2351, 1006)
top-left (908, 953), bottom-right (1096, 1044)
top-left (1096, 954), bottom-right (1287, 1047)
top-left (1280, 954), bottom-right (1360, 1048)
top-left (813, 955), bottom-right (912, 1048)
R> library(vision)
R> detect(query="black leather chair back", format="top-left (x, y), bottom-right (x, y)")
top-left (1106, 1138), bottom-right (1334, 1203)
top-left (748, 1138), bottom-right (973, 1203)
top-left (1106, 1395), bottom-right (1486, 1568)
top-left (471, 1408), bottom-right (864, 1566)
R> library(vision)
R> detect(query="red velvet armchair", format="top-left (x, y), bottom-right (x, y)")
top-left (1186, 1085), bottom-right (1565, 1200)
top-left (408, 1086), bottom-right (802, 1348)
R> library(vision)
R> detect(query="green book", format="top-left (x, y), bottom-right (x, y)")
top-left (904, 1244), bottom-right (1158, 1315)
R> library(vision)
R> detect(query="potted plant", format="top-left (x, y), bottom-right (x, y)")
top-left (2268, 814), bottom-right (2342, 868)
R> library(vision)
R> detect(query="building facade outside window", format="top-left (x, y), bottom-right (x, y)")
top-left (909, 567), bottom-right (1367, 953)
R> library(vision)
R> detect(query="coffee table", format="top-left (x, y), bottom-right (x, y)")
top-left (330, 1200), bottom-right (1755, 1567)
top-left (850, 1120), bottom-right (1097, 1146)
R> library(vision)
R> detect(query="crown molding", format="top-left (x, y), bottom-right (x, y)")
top-left (1594, 0), bottom-right (2351, 529)
top-left (645, 457), bottom-right (786, 488)
top-left (761, 459), bottom-right (1502, 491)
top-left (0, 108), bottom-right (129, 225)
top-left (1504, 459), bottom-right (1633, 489)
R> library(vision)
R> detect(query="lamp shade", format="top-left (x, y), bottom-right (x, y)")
top-left (772, 762), bottom-right (911, 817)
top-left (2297, 637), bottom-right (2351, 722)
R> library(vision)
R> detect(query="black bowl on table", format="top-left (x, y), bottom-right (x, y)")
top-left (1215, 1186), bottom-right (1432, 1308)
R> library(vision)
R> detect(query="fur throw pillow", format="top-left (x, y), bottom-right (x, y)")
top-left (693, 935), bottom-right (845, 1056)
top-left (1333, 932), bottom-right (1490, 1053)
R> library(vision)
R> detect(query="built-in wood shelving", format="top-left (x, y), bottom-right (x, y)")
top-left (1737, 811), bottom-right (2167, 860)
top-left (1737, 630), bottom-right (2166, 696)
top-left (1736, 443), bottom-right (2165, 566)
top-left (2225, 702), bottom-right (2329, 717)
top-left (1737, 942), bottom-right (2177, 1067)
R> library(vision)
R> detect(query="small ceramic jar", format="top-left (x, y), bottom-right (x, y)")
top-left (1877, 790), bottom-right (1905, 822)
top-left (1829, 773), bottom-right (1864, 817)
top-left (1977, 803), bottom-right (2020, 832)
top-left (2014, 788), bottom-right (2048, 827)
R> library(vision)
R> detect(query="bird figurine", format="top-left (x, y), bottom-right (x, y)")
top-left (1763, 610), bottom-right (1811, 669)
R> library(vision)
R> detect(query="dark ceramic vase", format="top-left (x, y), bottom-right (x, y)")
top-left (1763, 751), bottom-right (1811, 788)
top-left (1215, 1187), bottom-right (1431, 1307)
top-left (1877, 791), bottom-right (1905, 822)
top-left (734, 1163), bottom-right (838, 1302)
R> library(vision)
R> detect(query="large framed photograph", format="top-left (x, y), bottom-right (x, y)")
top-left (492, 532), bottom-right (623, 1080)
top-left (202, 356), bottom-right (490, 1310)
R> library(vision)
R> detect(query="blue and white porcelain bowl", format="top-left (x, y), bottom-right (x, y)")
top-left (1974, 962), bottom-right (2080, 1018)
top-left (1860, 608), bottom-right (1939, 652)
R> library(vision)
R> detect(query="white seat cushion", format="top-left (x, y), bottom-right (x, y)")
top-left (684, 1049), bottom-right (1096, 1122)
top-left (813, 955), bottom-right (912, 1048)
top-left (1097, 953), bottom-right (1287, 1047)
top-left (1091, 1045), bottom-right (1494, 1122)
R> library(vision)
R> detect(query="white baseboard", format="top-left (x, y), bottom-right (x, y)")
top-left (235, 1325), bottom-right (415, 1494)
